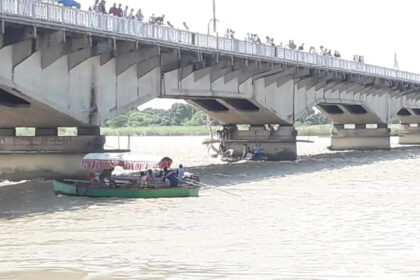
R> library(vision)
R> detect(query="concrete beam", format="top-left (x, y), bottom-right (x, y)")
top-left (323, 81), bottom-right (341, 92)
top-left (12, 39), bottom-right (35, 68)
top-left (68, 48), bottom-right (93, 70)
top-left (96, 39), bottom-right (115, 65)
top-left (224, 69), bottom-right (241, 84)
top-left (38, 31), bottom-right (68, 69)
top-left (211, 67), bottom-right (231, 83)
top-left (2, 26), bottom-right (34, 47)
top-left (252, 65), bottom-right (284, 81)
top-left (238, 63), bottom-right (271, 85)
top-left (160, 51), bottom-right (181, 73)
top-left (67, 35), bottom-right (94, 70)
top-left (264, 67), bottom-right (296, 87)
top-left (69, 36), bottom-right (91, 53)
top-left (297, 76), bottom-right (317, 90)
top-left (137, 56), bottom-right (160, 78)
top-left (194, 66), bottom-right (212, 82)
top-left (116, 46), bottom-right (159, 76)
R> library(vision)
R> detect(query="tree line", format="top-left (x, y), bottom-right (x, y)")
top-left (104, 103), bottom-right (207, 128)
top-left (104, 103), bottom-right (330, 128)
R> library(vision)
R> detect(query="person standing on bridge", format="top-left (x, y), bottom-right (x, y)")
top-left (135, 9), bottom-right (144, 21)
top-left (97, 0), bottom-right (106, 14)
top-left (109, 3), bottom-right (118, 16)
top-left (123, 5), bottom-right (129, 18)
top-left (116, 3), bottom-right (123, 17)
top-left (92, 0), bottom-right (99, 12)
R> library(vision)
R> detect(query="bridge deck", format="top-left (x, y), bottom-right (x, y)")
top-left (1, 0), bottom-right (419, 84)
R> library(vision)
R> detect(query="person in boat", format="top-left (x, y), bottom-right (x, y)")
top-left (163, 167), bottom-right (178, 187)
top-left (178, 164), bottom-right (185, 179)
top-left (253, 144), bottom-right (262, 160)
top-left (147, 169), bottom-right (155, 182)
top-left (242, 144), bottom-right (248, 159)
top-left (99, 167), bottom-right (114, 184)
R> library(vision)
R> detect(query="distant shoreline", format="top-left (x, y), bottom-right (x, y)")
top-left (101, 124), bottom-right (400, 137)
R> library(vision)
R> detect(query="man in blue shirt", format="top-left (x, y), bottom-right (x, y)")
top-left (178, 164), bottom-right (185, 179)
top-left (253, 144), bottom-right (262, 160)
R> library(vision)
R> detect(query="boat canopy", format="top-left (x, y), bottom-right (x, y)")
top-left (81, 153), bottom-right (173, 170)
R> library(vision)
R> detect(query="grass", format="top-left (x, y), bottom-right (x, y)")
top-left (101, 126), bottom-right (212, 136)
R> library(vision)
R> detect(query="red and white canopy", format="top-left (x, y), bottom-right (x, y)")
top-left (81, 153), bottom-right (173, 170)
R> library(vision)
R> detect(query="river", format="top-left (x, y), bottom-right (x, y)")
top-left (1, 136), bottom-right (420, 279)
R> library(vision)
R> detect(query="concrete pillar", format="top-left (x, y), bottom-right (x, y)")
top-left (0, 127), bottom-right (106, 180)
top-left (221, 125), bottom-right (297, 161)
top-left (330, 124), bottom-right (390, 151)
top-left (399, 123), bottom-right (420, 145)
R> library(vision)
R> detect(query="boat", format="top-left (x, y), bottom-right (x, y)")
top-left (53, 153), bottom-right (201, 198)
top-left (53, 180), bottom-right (200, 198)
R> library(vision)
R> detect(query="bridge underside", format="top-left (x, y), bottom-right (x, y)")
top-left (2, 21), bottom-right (420, 179)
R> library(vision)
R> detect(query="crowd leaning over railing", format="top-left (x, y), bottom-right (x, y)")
top-left (38, 1), bottom-right (367, 63)
top-left (86, 0), bottom-right (186, 29)
top-left (228, 33), bottom-right (366, 63)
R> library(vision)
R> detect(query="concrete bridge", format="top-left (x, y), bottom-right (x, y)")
top-left (1, 0), bottom-right (420, 179)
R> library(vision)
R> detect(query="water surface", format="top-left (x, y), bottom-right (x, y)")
top-left (1, 136), bottom-right (420, 279)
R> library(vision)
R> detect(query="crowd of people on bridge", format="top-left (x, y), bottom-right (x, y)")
top-left (86, 0), bottom-right (186, 29)
top-left (46, 0), bottom-right (367, 64)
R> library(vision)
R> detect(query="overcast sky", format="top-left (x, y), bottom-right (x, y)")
top-left (78, 0), bottom-right (420, 108)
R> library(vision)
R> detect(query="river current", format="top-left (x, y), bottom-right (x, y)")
top-left (1, 136), bottom-right (420, 279)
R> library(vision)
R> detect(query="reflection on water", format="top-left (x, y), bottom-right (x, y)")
top-left (1, 136), bottom-right (420, 279)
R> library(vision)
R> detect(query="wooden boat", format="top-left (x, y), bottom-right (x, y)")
top-left (53, 180), bottom-right (200, 198)
top-left (53, 153), bottom-right (201, 198)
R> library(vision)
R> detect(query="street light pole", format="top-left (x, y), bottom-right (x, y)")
top-left (213, 0), bottom-right (217, 33)
top-left (208, 0), bottom-right (218, 35)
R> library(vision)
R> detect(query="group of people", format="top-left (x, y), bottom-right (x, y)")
top-left (353, 55), bottom-right (365, 63)
top-left (220, 143), bottom-right (262, 160)
top-left (53, 0), bottom-right (366, 63)
top-left (245, 33), bottom-right (262, 44)
top-left (87, 0), bottom-right (184, 29)
top-left (88, 0), bottom-right (144, 22)
top-left (225, 29), bottom-right (236, 39)
top-left (141, 165), bottom-right (185, 187)
top-left (94, 164), bottom-right (186, 188)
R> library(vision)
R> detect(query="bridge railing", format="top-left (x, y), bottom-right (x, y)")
top-left (1, 0), bottom-right (420, 83)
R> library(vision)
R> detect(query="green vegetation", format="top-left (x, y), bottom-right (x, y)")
top-left (101, 126), bottom-right (211, 136)
top-left (104, 103), bottom-right (206, 128)
top-left (101, 103), bottom-right (401, 137)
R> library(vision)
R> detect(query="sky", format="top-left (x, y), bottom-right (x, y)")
top-left (78, 0), bottom-right (420, 108)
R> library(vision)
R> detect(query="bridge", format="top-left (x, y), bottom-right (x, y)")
top-left (1, 0), bottom-right (420, 179)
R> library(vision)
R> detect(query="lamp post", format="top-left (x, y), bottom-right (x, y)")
top-left (207, 0), bottom-right (218, 35)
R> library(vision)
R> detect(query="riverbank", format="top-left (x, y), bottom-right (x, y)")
top-left (101, 124), bottom-right (400, 137)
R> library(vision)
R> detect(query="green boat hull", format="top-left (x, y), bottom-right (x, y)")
top-left (53, 180), bottom-right (200, 198)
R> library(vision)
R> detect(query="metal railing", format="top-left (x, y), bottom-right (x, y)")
top-left (1, 0), bottom-right (420, 83)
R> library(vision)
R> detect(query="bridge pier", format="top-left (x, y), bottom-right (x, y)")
top-left (0, 127), bottom-right (106, 180)
top-left (221, 125), bottom-right (297, 161)
top-left (399, 124), bottom-right (420, 145)
top-left (329, 124), bottom-right (390, 151)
